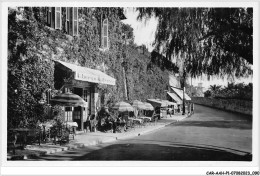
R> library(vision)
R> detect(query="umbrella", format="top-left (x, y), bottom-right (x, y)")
top-left (51, 92), bottom-right (87, 107)
top-left (132, 100), bottom-right (146, 110)
top-left (143, 102), bottom-right (154, 111)
top-left (112, 101), bottom-right (134, 112)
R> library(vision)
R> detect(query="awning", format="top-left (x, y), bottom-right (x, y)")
top-left (56, 60), bottom-right (116, 85)
top-left (147, 99), bottom-right (168, 108)
top-left (171, 87), bottom-right (191, 101)
top-left (167, 92), bottom-right (183, 104)
top-left (162, 99), bottom-right (178, 107)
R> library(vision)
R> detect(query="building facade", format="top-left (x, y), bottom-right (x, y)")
top-left (45, 7), bottom-right (126, 130)
top-left (9, 7), bottom-right (127, 130)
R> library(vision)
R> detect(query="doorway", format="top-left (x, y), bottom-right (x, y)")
top-left (73, 87), bottom-right (83, 130)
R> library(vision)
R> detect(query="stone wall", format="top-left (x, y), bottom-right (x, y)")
top-left (192, 97), bottom-right (252, 116)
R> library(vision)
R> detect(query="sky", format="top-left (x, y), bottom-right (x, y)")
top-left (122, 8), bottom-right (158, 52)
top-left (122, 7), bottom-right (252, 90)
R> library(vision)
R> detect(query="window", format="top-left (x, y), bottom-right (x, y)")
top-left (73, 107), bottom-right (81, 120)
top-left (46, 7), bottom-right (61, 30)
top-left (65, 107), bottom-right (73, 121)
top-left (64, 87), bottom-right (72, 93)
top-left (102, 18), bottom-right (109, 49)
top-left (83, 89), bottom-right (88, 119)
top-left (65, 7), bottom-right (78, 36)
top-left (83, 89), bottom-right (88, 102)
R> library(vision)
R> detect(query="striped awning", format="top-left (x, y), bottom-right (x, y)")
top-left (143, 102), bottom-right (154, 111)
top-left (56, 60), bottom-right (116, 85)
top-left (162, 99), bottom-right (178, 106)
top-left (171, 87), bottom-right (191, 101)
top-left (112, 102), bottom-right (134, 112)
top-left (132, 100), bottom-right (146, 110)
top-left (167, 92), bottom-right (183, 104)
top-left (51, 92), bottom-right (87, 107)
top-left (147, 99), bottom-right (168, 108)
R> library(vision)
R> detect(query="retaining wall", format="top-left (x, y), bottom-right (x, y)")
top-left (191, 97), bottom-right (252, 116)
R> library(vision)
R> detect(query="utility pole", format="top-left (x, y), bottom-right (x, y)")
top-left (122, 33), bottom-right (128, 101)
top-left (190, 76), bottom-right (192, 97)
top-left (182, 69), bottom-right (186, 115)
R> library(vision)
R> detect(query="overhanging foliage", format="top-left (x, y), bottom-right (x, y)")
top-left (137, 8), bottom-right (253, 78)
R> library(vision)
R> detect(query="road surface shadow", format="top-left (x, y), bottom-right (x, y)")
top-left (66, 143), bottom-right (252, 161)
top-left (167, 120), bottom-right (252, 130)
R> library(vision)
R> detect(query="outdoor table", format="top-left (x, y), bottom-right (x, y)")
top-left (139, 116), bottom-right (152, 122)
top-left (65, 121), bottom-right (78, 127)
top-left (64, 121), bottom-right (78, 139)
top-left (129, 118), bottom-right (143, 124)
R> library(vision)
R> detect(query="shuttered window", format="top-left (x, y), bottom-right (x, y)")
top-left (102, 18), bottom-right (108, 49)
top-left (46, 7), bottom-right (61, 29)
top-left (65, 7), bottom-right (78, 36)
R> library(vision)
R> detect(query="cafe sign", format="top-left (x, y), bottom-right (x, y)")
top-left (75, 71), bottom-right (116, 86)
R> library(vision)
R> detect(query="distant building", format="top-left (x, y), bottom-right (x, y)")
top-left (166, 86), bottom-right (191, 105)
top-left (194, 83), bottom-right (204, 97)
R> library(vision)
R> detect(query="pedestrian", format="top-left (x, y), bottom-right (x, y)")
top-left (167, 108), bottom-right (172, 117)
top-left (85, 115), bottom-right (91, 132)
top-left (90, 114), bottom-right (97, 132)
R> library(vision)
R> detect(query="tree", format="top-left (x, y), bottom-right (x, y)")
top-left (209, 85), bottom-right (222, 97)
top-left (204, 90), bottom-right (212, 98)
top-left (137, 8), bottom-right (253, 78)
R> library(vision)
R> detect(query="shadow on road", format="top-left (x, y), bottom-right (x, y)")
top-left (67, 142), bottom-right (252, 161)
top-left (167, 120), bottom-right (252, 130)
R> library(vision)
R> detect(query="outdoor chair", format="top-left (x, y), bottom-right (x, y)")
top-left (142, 118), bottom-right (150, 126)
top-left (131, 119), bottom-right (142, 128)
top-left (51, 127), bottom-right (70, 145)
top-left (68, 126), bottom-right (76, 140)
top-left (114, 121), bottom-right (126, 133)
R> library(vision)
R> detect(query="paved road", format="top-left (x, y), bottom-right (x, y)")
top-left (32, 104), bottom-right (252, 161)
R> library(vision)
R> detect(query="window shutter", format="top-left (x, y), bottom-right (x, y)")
top-left (102, 19), bottom-right (108, 49)
top-left (46, 7), bottom-right (48, 25)
top-left (51, 7), bottom-right (55, 28)
top-left (65, 7), bottom-right (69, 33)
top-left (69, 7), bottom-right (73, 35)
top-left (73, 7), bottom-right (78, 36)
top-left (55, 7), bottom-right (61, 29)
top-left (47, 7), bottom-right (52, 26)
top-left (99, 16), bottom-right (103, 48)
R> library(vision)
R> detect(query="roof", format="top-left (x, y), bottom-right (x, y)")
top-left (170, 87), bottom-right (191, 101)
top-left (167, 92), bottom-right (182, 104)
top-left (55, 60), bottom-right (116, 85)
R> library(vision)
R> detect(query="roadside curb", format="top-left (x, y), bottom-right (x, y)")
top-left (8, 115), bottom-right (189, 160)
